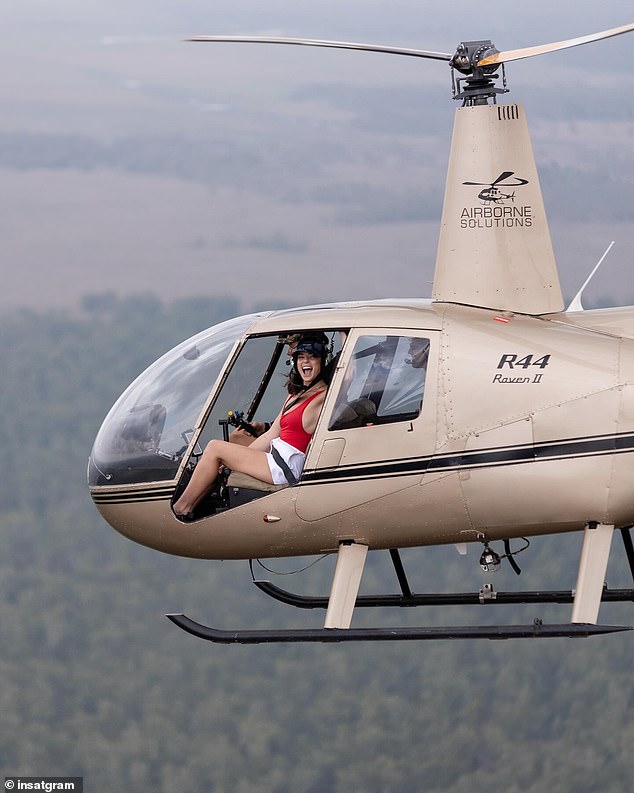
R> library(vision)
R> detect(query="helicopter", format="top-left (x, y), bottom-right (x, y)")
top-left (463, 171), bottom-right (528, 205)
top-left (88, 23), bottom-right (634, 643)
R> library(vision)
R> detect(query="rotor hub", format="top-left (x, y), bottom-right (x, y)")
top-left (450, 40), bottom-right (508, 105)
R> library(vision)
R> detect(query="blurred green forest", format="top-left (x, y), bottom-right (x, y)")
top-left (1, 294), bottom-right (633, 793)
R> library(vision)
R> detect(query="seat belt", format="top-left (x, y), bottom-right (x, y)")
top-left (270, 446), bottom-right (298, 485)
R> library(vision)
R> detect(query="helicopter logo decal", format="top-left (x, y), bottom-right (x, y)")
top-left (460, 171), bottom-right (533, 229)
top-left (463, 171), bottom-right (529, 204)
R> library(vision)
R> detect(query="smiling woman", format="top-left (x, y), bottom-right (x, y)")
top-left (172, 331), bottom-right (333, 519)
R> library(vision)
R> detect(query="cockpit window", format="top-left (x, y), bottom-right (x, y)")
top-left (88, 314), bottom-right (260, 486)
top-left (195, 334), bottom-right (288, 450)
top-left (329, 335), bottom-right (429, 430)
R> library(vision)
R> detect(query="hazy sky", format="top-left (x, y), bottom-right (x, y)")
top-left (2, 1), bottom-right (632, 313)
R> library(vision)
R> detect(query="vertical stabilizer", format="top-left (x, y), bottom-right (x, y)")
top-left (433, 103), bottom-right (563, 314)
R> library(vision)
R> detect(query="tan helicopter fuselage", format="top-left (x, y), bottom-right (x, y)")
top-left (91, 300), bottom-right (634, 560)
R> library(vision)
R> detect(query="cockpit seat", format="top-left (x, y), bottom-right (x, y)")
top-left (227, 471), bottom-right (288, 493)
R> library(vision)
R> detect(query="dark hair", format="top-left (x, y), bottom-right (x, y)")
top-left (321, 355), bottom-right (336, 386)
top-left (286, 369), bottom-right (303, 395)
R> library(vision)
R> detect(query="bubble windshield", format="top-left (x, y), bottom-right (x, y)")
top-left (88, 314), bottom-right (261, 486)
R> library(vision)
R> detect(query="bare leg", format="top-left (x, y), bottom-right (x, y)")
top-left (173, 439), bottom-right (273, 516)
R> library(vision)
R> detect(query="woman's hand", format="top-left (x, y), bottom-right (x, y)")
top-left (249, 413), bottom-right (282, 451)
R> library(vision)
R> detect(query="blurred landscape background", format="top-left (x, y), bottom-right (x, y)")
top-left (2, 296), bottom-right (633, 791)
top-left (1, 0), bottom-right (633, 312)
top-left (2, 1), bottom-right (633, 790)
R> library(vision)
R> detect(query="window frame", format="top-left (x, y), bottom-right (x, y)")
top-left (327, 331), bottom-right (431, 432)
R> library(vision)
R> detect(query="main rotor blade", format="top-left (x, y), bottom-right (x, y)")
top-left (491, 171), bottom-right (515, 186)
top-left (478, 22), bottom-right (634, 66)
top-left (188, 35), bottom-right (452, 62)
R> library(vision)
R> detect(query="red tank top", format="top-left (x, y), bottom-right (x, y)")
top-left (279, 390), bottom-right (326, 453)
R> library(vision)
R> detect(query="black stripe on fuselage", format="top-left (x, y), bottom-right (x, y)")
top-left (90, 485), bottom-right (175, 505)
top-left (299, 431), bottom-right (634, 486)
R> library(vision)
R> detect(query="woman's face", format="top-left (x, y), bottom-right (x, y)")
top-left (296, 352), bottom-right (322, 386)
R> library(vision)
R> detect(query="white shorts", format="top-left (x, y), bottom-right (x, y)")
top-left (266, 438), bottom-right (306, 485)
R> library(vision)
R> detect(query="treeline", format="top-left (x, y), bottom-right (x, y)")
top-left (1, 294), bottom-right (633, 793)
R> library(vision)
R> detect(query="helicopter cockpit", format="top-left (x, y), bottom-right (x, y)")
top-left (88, 313), bottom-right (265, 488)
top-left (88, 314), bottom-right (345, 490)
top-left (88, 309), bottom-right (433, 522)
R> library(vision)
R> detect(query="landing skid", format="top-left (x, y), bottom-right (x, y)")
top-left (253, 578), bottom-right (634, 609)
top-left (251, 542), bottom-right (634, 610)
top-left (166, 528), bottom-right (634, 643)
top-left (166, 613), bottom-right (631, 643)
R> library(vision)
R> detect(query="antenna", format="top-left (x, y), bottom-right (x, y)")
top-left (567, 242), bottom-right (616, 312)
